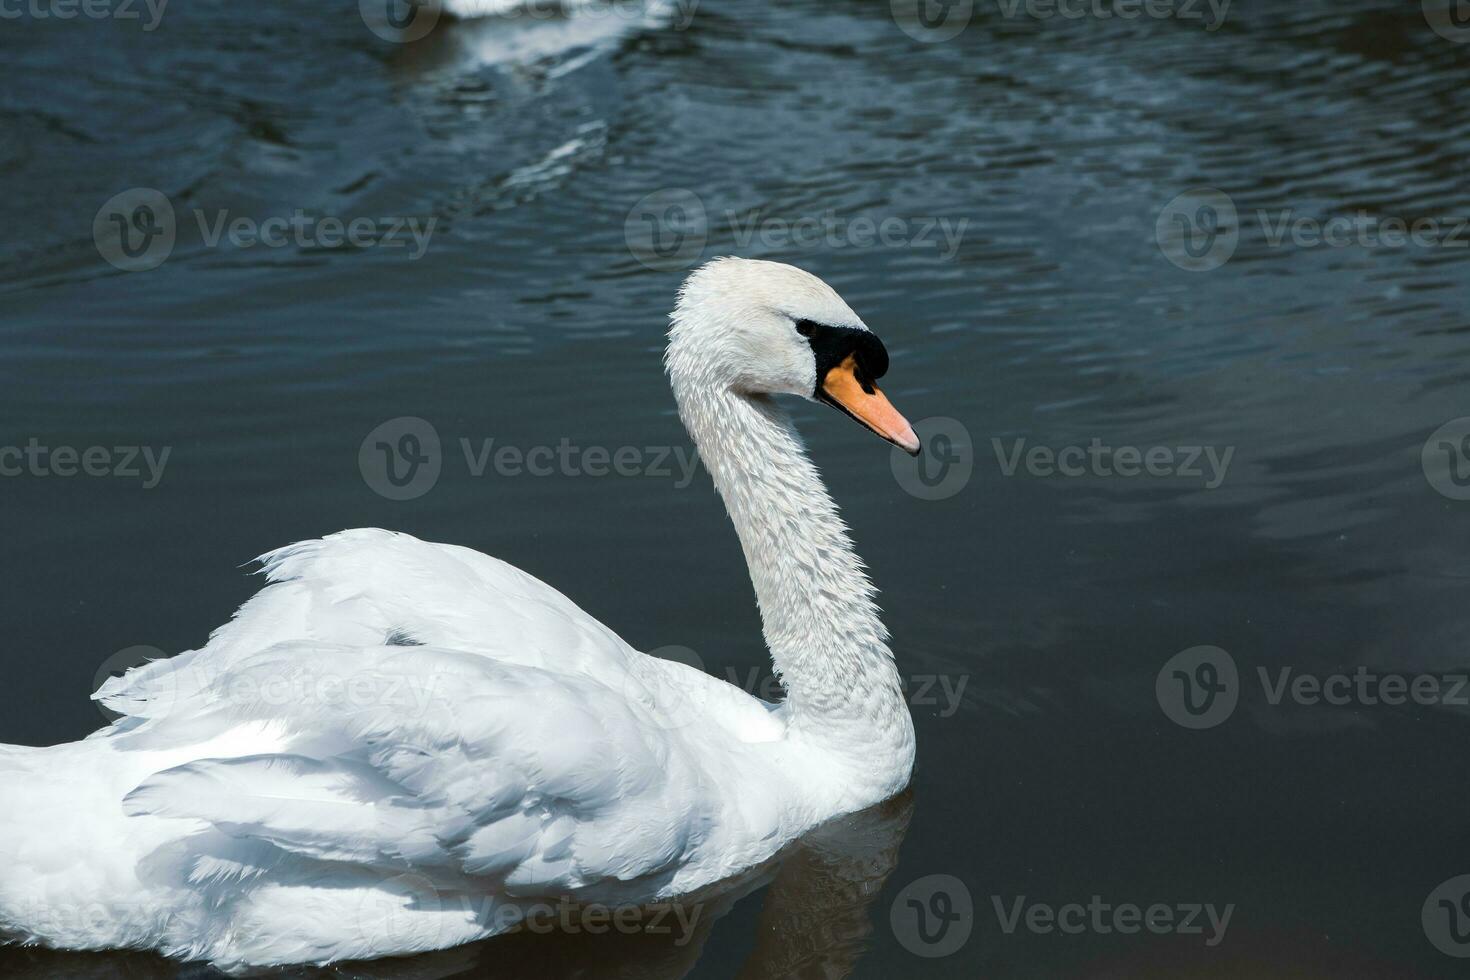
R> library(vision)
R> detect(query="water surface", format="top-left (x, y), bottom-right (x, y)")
top-left (3, 0), bottom-right (1470, 975)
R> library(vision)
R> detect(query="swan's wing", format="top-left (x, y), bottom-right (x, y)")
top-left (119, 642), bottom-right (722, 897)
top-left (95, 529), bottom-right (640, 723)
top-left (7, 532), bottom-right (791, 967)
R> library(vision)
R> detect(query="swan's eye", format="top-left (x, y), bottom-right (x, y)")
top-left (794, 319), bottom-right (817, 337)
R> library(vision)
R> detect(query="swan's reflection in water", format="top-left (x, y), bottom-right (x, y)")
top-left (0, 793), bottom-right (912, 980)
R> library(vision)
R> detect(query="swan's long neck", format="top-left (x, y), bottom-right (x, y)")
top-left (671, 375), bottom-right (915, 797)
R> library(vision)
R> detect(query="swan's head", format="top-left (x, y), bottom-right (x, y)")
top-left (667, 258), bottom-right (921, 455)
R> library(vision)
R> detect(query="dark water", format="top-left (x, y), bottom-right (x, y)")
top-left (4, 0), bottom-right (1470, 975)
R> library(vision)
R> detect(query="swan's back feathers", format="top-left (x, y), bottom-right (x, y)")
top-left (94, 529), bottom-right (638, 724)
top-left (4, 530), bottom-right (795, 968)
top-left (89, 530), bottom-right (723, 896)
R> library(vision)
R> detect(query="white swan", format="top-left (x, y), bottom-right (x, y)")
top-left (0, 258), bottom-right (922, 972)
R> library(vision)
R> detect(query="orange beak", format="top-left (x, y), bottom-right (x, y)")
top-left (818, 354), bottom-right (921, 456)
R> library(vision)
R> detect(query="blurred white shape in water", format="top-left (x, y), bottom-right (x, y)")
top-left (435, 0), bottom-right (677, 75)
top-left (444, 0), bottom-right (588, 15)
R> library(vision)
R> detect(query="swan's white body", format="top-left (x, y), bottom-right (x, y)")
top-left (0, 259), bottom-right (916, 971)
